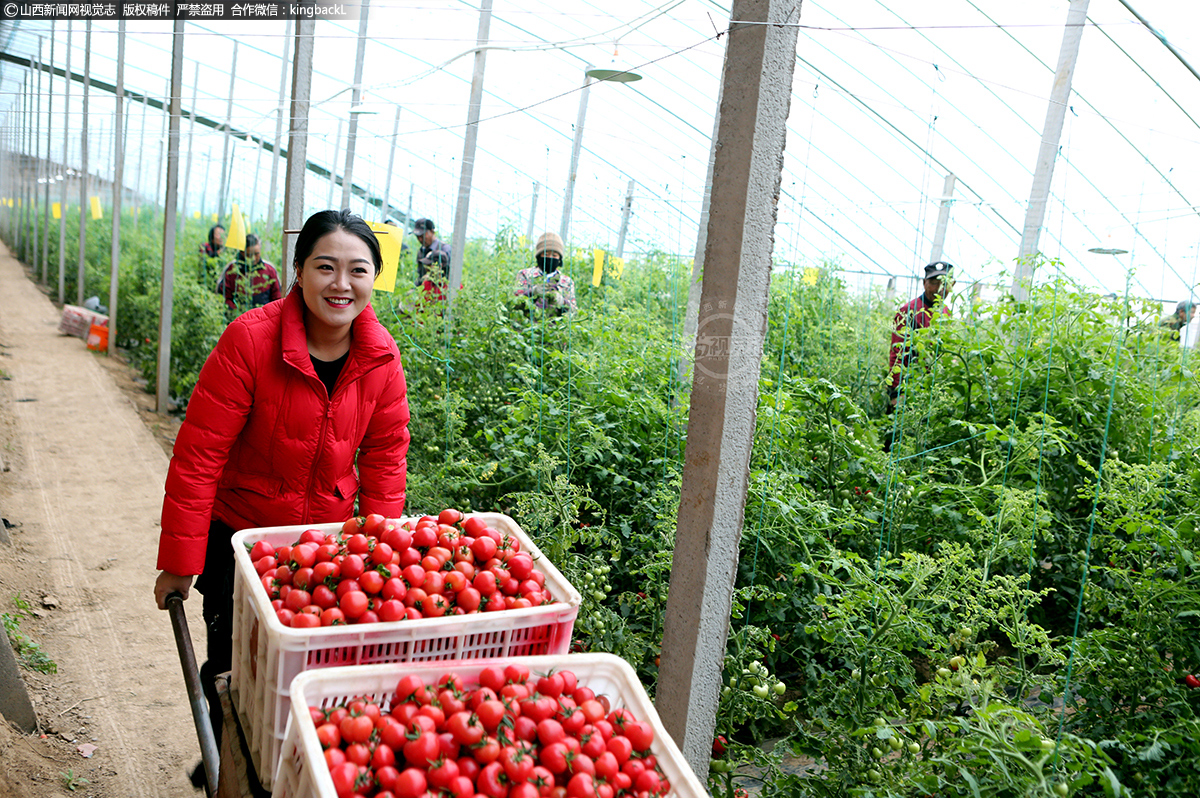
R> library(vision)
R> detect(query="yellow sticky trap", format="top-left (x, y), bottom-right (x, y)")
top-left (802, 267), bottom-right (821, 286)
top-left (90, 196), bottom-right (102, 220)
top-left (611, 257), bottom-right (625, 279)
top-left (211, 213), bottom-right (218, 223)
top-left (592, 249), bottom-right (605, 287)
top-left (193, 211), bottom-right (201, 219)
top-left (52, 202), bottom-right (62, 219)
top-left (368, 222), bottom-right (402, 293)
top-left (226, 203), bottom-right (247, 251)
top-left (517, 235), bottom-right (527, 247)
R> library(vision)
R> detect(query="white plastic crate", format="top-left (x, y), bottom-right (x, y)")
top-left (229, 512), bottom-right (580, 791)
top-left (272, 654), bottom-right (708, 798)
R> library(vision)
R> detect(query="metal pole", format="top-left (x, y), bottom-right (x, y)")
top-left (180, 61), bottom-right (199, 236)
top-left (559, 71), bottom-right (591, 243)
top-left (41, 25), bottom-right (54, 285)
top-left (266, 19), bottom-right (292, 234)
top-left (109, 22), bottom-right (125, 356)
top-left (282, 20), bottom-right (316, 288)
top-left (326, 119), bottom-right (341, 209)
top-left (217, 41), bottom-right (238, 218)
top-left (615, 178), bottom-right (634, 259)
top-left (17, 70), bottom-right (27, 262)
top-left (380, 105), bottom-right (400, 221)
top-left (448, 0), bottom-right (493, 306)
top-left (929, 173), bottom-right (956, 263)
top-left (340, 0), bottom-right (371, 211)
top-left (1013, 0), bottom-right (1089, 301)
top-left (525, 181), bottom-right (539, 241)
top-left (58, 21), bottom-right (73, 306)
top-left (656, 0), bottom-right (801, 778)
top-left (77, 21), bottom-right (92, 307)
top-left (157, 21), bottom-right (186, 415)
top-left (250, 133), bottom-right (264, 222)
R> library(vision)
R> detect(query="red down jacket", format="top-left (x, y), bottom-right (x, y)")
top-left (156, 289), bottom-right (410, 576)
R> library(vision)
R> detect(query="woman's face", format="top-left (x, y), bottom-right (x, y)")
top-left (295, 229), bottom-right (376, 338)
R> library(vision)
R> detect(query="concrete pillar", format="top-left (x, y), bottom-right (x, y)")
top-left (559, 72), bottom-right (590, 243)
top-left (267, 20), bottom-right (292, 233)
top-left (1013, 0), bottom-right (1089, 301)
top-left (41, 25), bottom-right (54, 285)
top-left (677, 80), bottom-right (724, 390)
top-left (282, 20), bottom-right (316, 288)
top-left (180, 62), bottom-right (200, 236)
top-left (57, 21), bottom-right (73, 305)
top-left (326, 119), bottom-right (342, 209)
top-left (525, 181), bottom-right (539, 241)
top-left (340, 0), bottom-right (371, 211)
top-left (108, 22), bottom-right (125, 355)
top-left (77, 21), bottom-right (91, 306)
top-left (380, 105), bottom-right (401, 221)
top-left (929, 173), bottom-right (956, 264)
top-left (217, 41), bottom-right (238, 216)
top-left (157, 21), bottom-right (185, 415)
top-left (32, 44), bottom-right (42, 280)
top-left (449, 0), bottom-right (493, 307)
top-left (655, 0), bottom-right (801, 779)
top-left (615, 178), bottom-right (634, 259)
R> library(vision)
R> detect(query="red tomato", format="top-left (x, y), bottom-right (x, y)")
top-left (374, 765), bottom-right (401, 794)
top-left (457, 586), bottom-right (482, 613)
top-left (315, 722), bottom-right (340, 750)
top-left (479, 666), bottom-right (507, 693)
top-left (565, 772), bottom-right (596, 798)
top-left (1186, 674), bottom-right (1200, 689)
top-left (382, 525), bottom-right (413, 553)
top-left (623, 720), bottom-right (654, 752)
top-left (446, 710), bottom-right (484, 746)
top-left (412, 525), bottom-right (438, 549)
top-left (329, 761), bottom-right (359, 798)
top-left (378, 715), bottom-right (407, 750)
top-left (476, 699), bottom-right (507, 732)
top-left (313, 561), bottom-right (340, 584)
top-left (361, 513), bottom-right (386, 536)
top-left (291, 543), bottom-right (318, 569)
top-left (476, 762), bottom-right (507, 798)
top-left (291, 612), bottom-right (319, 628)
top-left (501, 745), bottom-right (536, 783)
top-left (508, 553), bottom-right (535, 580)
top-left (606, 735), bottom-right (632, 764)
top-left (312, 584), bottom-right (338, 610)
top-left (505, 663), bottom-right (531, 685)
top-left (438, 508), bottom-right (464, 526)
top-left (345, 741), bottom-right (371, 766)
top-left (377, 599), bottom-right (405, 623)
top-left (254, 556), bottom-right (276, 576)
top-left (634, 769), bottom-right (661, 794)
top-left (359, 569), bottom-right (385, 595)
top-left (402, 731), bottom-right (441, 768)
top-left (320, 607), bottom-right (347, 626)
top-left (340, 713), bottom-right (374, 745)
top-left (250, 540), bottom-right (275, 561)
top-left (393, 767), bottom-right (427, 798)
top-left (275, 608), bottom-right (295, 626)
top-left (370, 541), bottom-right (394, 565)
top-left (339, 591), bottom-right (369, 620)
top-left (444, 570), bottom-right (468, 593)
top-left (341, 553), bottom-right (366, 580)
top-left (342, 517), bottom-right (363, 535)
top-left (427, 757), bottom-right (460, 789)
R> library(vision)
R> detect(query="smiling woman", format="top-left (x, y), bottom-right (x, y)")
top-left (151, 209), bottom-right (410, 780)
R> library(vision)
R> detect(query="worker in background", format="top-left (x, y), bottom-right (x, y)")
top-left (515, 232), bottom-right (577, 314)
top-left (216, 234), bottom-right (283, 315)
top-left (198, 224), bottom-right (226, 283)
top-left (887, 261), bottom-right (953, 413)
top-left (413, 218), bottom-right (452, 302)
top-left (1160, 298), bottom-right (1196, 343)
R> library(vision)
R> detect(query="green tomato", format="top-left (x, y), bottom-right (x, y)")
top-left (867, 770), bottom-right (882, 783)
top-left (1054, 782), bottom-right (1069, 797)
top-left (873, 717), bottom-right (887, 728)
top-left (851, 668), bottom-right (861, 680)
top-left (906, 742), bottom-right (921, 754)
top-left (752, 684), bottom-right (770, 699)
top-left (710, 760), bottom-right (732, 773)
top-left (870, 747), bottom-right (883, 760)
top-left (1040, 738), bottom-right (1055, 751)
top-left (937, 667), bottom-right (952, 680)
top-left (721, 686), bottom-right (732, 699)
top-left (887, 737), bottom-right (903, 751)
top-left (773, 682), bottom-right (786, 695)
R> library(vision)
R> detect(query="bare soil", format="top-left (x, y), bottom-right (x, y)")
top-left (0, 242), bottom-right (199, 798)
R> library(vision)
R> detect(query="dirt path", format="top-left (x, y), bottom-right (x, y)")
top-left (0, 242), bottom-right (203, 797)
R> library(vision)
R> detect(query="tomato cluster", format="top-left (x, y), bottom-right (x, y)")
top-left (252, 510), bottom-right (554, 628)
top-left (310, 664), bottom-right (671, 798)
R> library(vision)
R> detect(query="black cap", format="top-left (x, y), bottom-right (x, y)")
top-left (413, 218), bottom-right (434, 234)
top-left (924, 261), bottom-right (953, 280)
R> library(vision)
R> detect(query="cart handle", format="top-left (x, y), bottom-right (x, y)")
top-left (166, 591), bottom-right (220, 797)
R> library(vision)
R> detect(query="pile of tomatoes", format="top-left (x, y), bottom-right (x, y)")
top-left (251, 510), bottom-right (555, 628)
top-left (311, 663), bottom-right (672, 798)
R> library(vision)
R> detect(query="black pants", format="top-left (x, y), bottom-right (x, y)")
top-left (195, 519), bottom-right (237, 748)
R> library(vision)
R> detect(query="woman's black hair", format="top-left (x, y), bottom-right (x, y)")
top-left (208, 224), bottom-right (226, 246)
top-left (293, 209), bottom-right (383, 276)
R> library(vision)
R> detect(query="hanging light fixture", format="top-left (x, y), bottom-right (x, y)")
top-left (585, 44), bottom-right (642, 83)
top-left (1087, 247), bottom-right (1129, 255)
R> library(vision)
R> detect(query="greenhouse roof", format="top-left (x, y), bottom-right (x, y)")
top-left (0, 0), bottom-right (1198, 303)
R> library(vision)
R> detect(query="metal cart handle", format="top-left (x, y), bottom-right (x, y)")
top-left (166, 591), bottom-right (220, 797)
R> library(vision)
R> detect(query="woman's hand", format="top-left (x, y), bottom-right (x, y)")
top-left (155, 571), bottom-right (195, 610)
